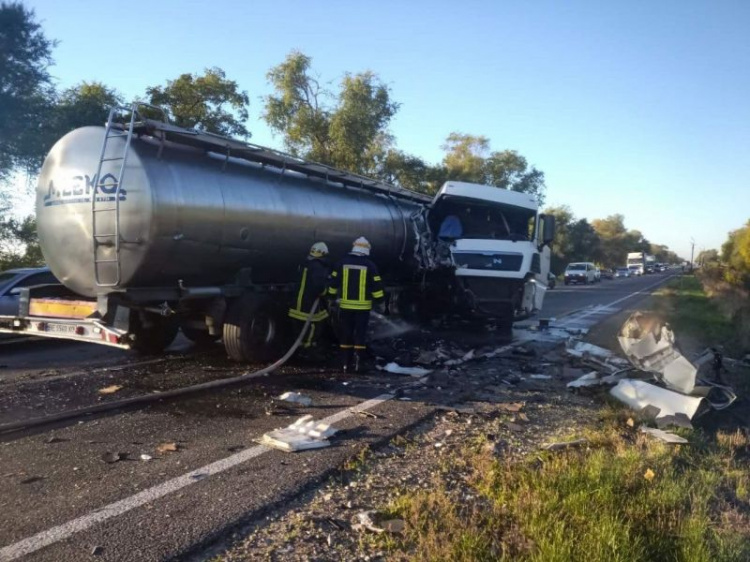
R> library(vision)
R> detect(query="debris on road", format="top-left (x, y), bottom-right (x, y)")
top-left (261, 415), bottom-right (337, 452)
top-left (610, 379), bottom-right (703, 420)
top-left (101, 452), bottom-right (125, 464)
top-left (655, 414), bottom-right (693, 430)
top-left (640, 426), bottom-right (689, 444)
top-left (541, 438), bottom-right (588, 451)
top-left (156, 442), bottom-right (179, 454)
top-left (278, 391), bottom-right (313, 406)
top-left (140, 454), bottom-right (153, 461)
top-left (495, 402), bottom-right (525, 413)
top-left (529, 374), bottom-right (552, 380)
top-left (98, 384), bottom-right (123, 395)
top-left (378, 362), bottom-right (432, 377)
top-left (351, 511), bottom-right (406, 534)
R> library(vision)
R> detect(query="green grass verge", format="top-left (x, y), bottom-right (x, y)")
top-left (653, 275), bottom-right (735, 346)
top-left (380, 413), bottom-right (750, 561)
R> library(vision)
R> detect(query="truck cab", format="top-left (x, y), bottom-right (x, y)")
top-left (426, 181), bottom-right (554, 322)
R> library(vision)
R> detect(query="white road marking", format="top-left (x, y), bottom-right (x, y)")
top-left (0, 393), bottom-right (394, 561)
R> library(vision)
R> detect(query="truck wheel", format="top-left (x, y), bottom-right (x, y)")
top-left (182, 326), bottom-right (220, 347)
top-left (223, 298), bottom-right (289, 362)
top-left (130, 311), bottom-right (179, 355)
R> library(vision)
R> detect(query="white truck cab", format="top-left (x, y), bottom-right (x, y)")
top-left (427, 181), bottom-right (554, 321)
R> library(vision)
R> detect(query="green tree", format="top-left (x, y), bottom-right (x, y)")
top-left (146, 67), bottom-right (250, 137)
top-left (439, 133), bottom-right (546, 202)
top-left (696, 249), bottom-right (719, 265)
top-left (569, 218), bottom-right (601, 263)
top-left (0, 1), bottom-right (55, 181)
top-left (592, 214), bottom-right (631, 268)
top-left (543, 206), bottom-right (575, 274)
top-left (0, 215), bottom-right (43, 269)
top-left (264, 50), bottom-right (399, 175)
top-left (53, 82), bottom-right (123, 131)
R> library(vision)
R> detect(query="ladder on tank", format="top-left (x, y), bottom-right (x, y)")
top-left (91, 103), bottom-right (167, 287)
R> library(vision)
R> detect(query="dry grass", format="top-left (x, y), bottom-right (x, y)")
top-left (379, 415), bottom-right (750, 562)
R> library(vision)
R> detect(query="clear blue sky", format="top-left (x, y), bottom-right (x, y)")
top-left (22, 0), bottom-right (750, 259)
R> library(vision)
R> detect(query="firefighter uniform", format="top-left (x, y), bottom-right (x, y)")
top-left (288, 243), bottom-right (331, 349)
top-left (327, 237), bottom-right (384, 372)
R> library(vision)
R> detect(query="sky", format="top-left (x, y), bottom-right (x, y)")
top-left (18, 0), bottom-right (750, 259)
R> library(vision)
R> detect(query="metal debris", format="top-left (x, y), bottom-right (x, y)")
top-left (260, 415), bottom-right (337, 452)
top-left (351, 511), bottom-right (406, 534)
top-left (98, 385), bottom-right (123, 395)
top-left (609, 379), bottom-right (703, 419)
top-left (278, 392), bottom-right (313, 406)
top-left (640, 426), bottom-right (689, 444)
top-left (156, 442), bottom-right (179, 454)
top-left (655, 414), bottom-right (693, 430)
top-left (541, 439), bottom-right (588, 451)
top-left (378, 362), bottom-right (432, 377)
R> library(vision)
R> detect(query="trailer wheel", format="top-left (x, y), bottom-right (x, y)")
top-left (181, 326), bottom-right (220, 347)
top-left (223, 298), bottom-right (289, 362)
top-left (130, 311), bottom-right (179, 355)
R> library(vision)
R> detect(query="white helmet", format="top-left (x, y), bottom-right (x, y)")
top-left (351, 237), bottom-right (371, 256)
top-left (308, 241), bottom-right (329, 258)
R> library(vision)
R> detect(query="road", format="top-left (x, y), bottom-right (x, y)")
top-left (0, 272), bottom-right (674, 562)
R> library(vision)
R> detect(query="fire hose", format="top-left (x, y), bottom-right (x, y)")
top-left (0, 299), bottom-right (321, 435)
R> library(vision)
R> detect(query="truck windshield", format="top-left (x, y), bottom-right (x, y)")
top-left (432, 200), bottom-right (535, 241)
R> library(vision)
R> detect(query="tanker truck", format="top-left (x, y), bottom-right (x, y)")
top-left (0, 104), bottom-right (555, 361)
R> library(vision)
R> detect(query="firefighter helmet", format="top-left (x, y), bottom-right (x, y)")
top-left (309, 242), bottom-right (329, 258)
top-left (351, 237), bottom-right (371, 256)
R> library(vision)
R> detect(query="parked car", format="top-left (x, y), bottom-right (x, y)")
top-left (601, 268), bottom-right (615, 280)
top-left (615, 267), bottom-right (631, 278)
top-left (547, 272), bottom-right (557, 289)
top-left (564, 262), bottom-right (597, 285)
top-left (0, 267), bottom-right (59, 316)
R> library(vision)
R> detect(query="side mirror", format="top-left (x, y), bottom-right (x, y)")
top-left (9, 287), bottom-right (21, 296)
top-left (542, 214), bottom-right (555, 245)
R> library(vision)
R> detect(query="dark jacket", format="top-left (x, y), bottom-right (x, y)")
top-left (327, 253), bottom-right (384, 311)
top-left (288, 258), bottom-right (330, 321)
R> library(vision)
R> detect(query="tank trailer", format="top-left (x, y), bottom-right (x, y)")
top-left (0, 104), bottom-right (555, 361)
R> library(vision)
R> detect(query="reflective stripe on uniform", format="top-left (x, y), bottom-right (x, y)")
top-left (296, 267), bottom-right (308, 311)
top-left (288, 309), bottom-right (329, 322)
top-left (339, 300), bottom-right (372, 310)
top-left (371, 290), bottom-right (384, 299)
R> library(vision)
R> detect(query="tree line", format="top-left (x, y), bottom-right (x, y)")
top-left (696, 221), bottom-right (750, 290)
top-left (1, 2), bottom-right (680, 272)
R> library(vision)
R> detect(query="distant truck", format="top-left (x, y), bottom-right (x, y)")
top-left (0, 104), bottom-right (555, 360)
top-left (645, 255), bottom-right (656, 274)
top-left (626, 252), bottom-right (646, 276)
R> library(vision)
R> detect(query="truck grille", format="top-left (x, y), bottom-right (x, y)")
top-left (453, 252), bottom-right (523, 272)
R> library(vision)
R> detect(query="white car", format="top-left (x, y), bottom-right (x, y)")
top-left (564, 262), bottom-right (597, 285)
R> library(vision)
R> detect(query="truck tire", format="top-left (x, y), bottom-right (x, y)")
top-left (130, 311), bottom-right (179, 355)
top-left (223, 297), bottom-right (289, 362)
top-left (182, 326), bottom-right (220, 347)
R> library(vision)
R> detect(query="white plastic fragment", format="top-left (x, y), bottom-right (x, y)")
top-left (139, 454), bottom-right (152, 461)
top-left (529, 374), bottom-right (552, 380)
top-left (640, 426), bottom-right (689, 444)
top-left (277, 392), bottom-right (313, 406)
top-left (609, 379), bottom-right (703, 420)
top-left (260, 415), bottom-right (337, 452)
top-left (566, 372), bottom-right (600, 388)
top-left (378, 362), bottom-right (432, 377)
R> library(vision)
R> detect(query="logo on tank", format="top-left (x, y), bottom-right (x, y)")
top-left (42, 173), bottom-right (127, 207)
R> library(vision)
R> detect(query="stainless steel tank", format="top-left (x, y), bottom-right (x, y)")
top-left (37, 127), bottom-right (421, 297)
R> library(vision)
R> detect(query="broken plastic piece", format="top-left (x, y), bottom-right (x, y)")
top-left (278, 391), bottom-right (313, 406)
top-left (541, 439), bottom-right (588, 451)
top-left (98, 385), bottom-right (123, 395)
top-left (260, 415), bottom-right (337, 452)
top-left (609, 379), bottom-right (703, 419)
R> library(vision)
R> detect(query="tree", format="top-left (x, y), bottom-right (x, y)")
top-left (543, 206), bottom-right (575, 274)
top-left (146, 67), bottom-right (250, 137)
top-left (592, 214), bottom-right (631, 268)
top-left (439, 133), bottom-right (546, 202)
top-left (52, 82), bottom-right (123, 131)
top-left (569, 218), bottom-right (601, 263)
top-left (720, 221), bottom-right (750, 287)
top-left (0, 215), bottom-right (42, 269)
top-left (264, 50), bottom-right (399, 175)
top-left (0, 2), bottom-right (56, 181)
top-left (696, 249), bottom-right (719, 265)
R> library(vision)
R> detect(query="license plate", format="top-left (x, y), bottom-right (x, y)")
top-left (46, 323), bottom-right (77, 334)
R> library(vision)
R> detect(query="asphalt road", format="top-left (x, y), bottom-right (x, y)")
top-left (0, 271), bottom-right (675, 562)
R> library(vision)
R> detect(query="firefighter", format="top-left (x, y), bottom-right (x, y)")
top-left (327, 237), bottom-right (385, 373)
top-left (288, 242), bottom-right (331, 352)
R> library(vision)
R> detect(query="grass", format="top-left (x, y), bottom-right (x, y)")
top-left (378, 412), bottom-right (750, 562)
top-left (653, 275), bottom-right (736, 347)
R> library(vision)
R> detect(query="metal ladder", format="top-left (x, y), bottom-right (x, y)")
top-left (91, 103), bottom-right (167, 287)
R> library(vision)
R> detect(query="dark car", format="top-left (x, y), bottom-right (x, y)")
top-left (547, 272), bottom-right (557, 289)
top-left (0, 267), bottom-right (59, 316)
